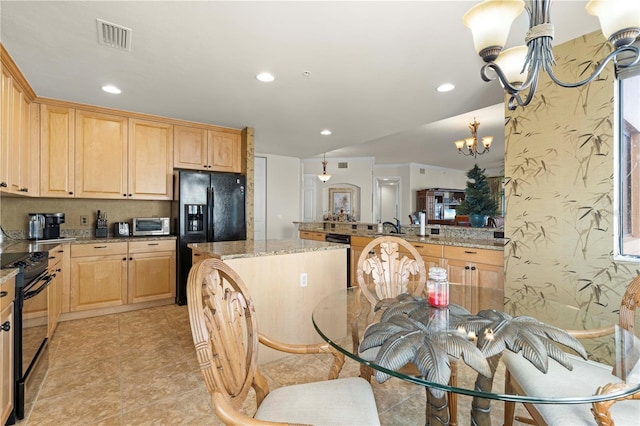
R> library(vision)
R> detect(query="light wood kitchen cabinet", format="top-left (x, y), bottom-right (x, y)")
top-left (174, 125), bottom-right (241, 172)
top-left (349, 236), bottom-right (374, 287)
top-left (404, 241), bottom-right (444, 272)
top-left (69, 240), bottom-right (176, 312)
top-left (47, 245), bottom-right (64, 337)
top-left (298, 230), bottom-right (326, 241)
top-left (40, 104), bottom-right (75, 197)
top-left (127, 240), bottom-right (176, 303)
top-left (0, 66), bottom-right (10, 191)
top-left (128, 118), bottom-right (173, 200)
top-left (1, 66), bottom-right (36, 196)
top-left (75, 110), bottom-right (128, 199)
top-left (444, 245), bottom-right (504, 313)
top-left (1, 275), bottom-right (15, 426)
top-left (70, 242), bottom-right (128, 311)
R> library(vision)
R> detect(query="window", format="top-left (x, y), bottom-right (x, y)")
top-left (617, 53), bottom-right (640, 258)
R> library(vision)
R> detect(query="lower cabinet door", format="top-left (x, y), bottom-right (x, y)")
top-left (128, 251), bottom-right (176, 304)
top-left (70, 255), bottom-right (127, 311)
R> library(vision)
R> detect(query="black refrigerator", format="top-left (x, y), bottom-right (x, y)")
top-left (174, 170), bottom-right (246, 304)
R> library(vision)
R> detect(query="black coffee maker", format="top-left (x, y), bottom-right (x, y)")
top-left (43, 213), bottom-right (65, 239)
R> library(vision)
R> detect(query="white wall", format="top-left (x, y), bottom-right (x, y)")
top-left (256, 153), bottom-right (301, 239)
top-left (303, 157), bottom-right (375, 222)
top-left (300, 158), bottom-right (475, 224)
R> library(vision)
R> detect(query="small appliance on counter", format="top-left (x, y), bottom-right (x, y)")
top-left (132, 217), bottom-right (171, 236)
top-left (28, 212), bottom-right (65, 240)
top-left (28, 213), bottom-right (45, 239)
top-left (95, 210), bottom-right (108, 238)
top-left (114, 222), bottom-right (130, 237)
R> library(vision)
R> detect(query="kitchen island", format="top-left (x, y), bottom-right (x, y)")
top-left (188, 239), bottom-right (348, 364)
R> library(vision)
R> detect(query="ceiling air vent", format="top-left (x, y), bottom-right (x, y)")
top-left (420, 168), bottom-right (426, 174)
top-left (96, 19), bottom-right (132, 51)
top-left (338, 162), bottom-right (348, 169)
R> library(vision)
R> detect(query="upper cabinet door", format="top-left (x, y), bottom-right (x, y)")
top-left (173, 125), bottom-right (208, 170)
top-left (75, 110), bottom-right (128, 199)
top-left (128, 118), bottom-right (173, 200)
top-left (40, 104), bottom-right (75, 197)
top-left (208, 130), bottom-right (241, 173)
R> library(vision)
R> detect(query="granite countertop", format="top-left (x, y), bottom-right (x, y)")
top-left (189, 239), bottom-right (348, 260)
top-left (0, 268), bottom-right (20, 285)
top-left (295, 221), bottom-right (508, 251)
top-left (0, 235), bottom-right (176, 254)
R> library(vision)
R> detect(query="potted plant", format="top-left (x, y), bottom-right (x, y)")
top-left (456, 164), bottom-right (498, 228)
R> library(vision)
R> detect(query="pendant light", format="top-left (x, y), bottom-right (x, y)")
top-left (317, 153), bottom-right (331, 182)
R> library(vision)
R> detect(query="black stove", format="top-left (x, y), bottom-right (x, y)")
top-left (0, 251), bottom-right (49, 283)
top-left (0, 250), bottom-right (50, 423)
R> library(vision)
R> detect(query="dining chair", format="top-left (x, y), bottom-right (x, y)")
top-left (187, 258), bottom-right (381, 425)
top-left (353, 235), bottom-right (428, 362)
top-left (503, 275), bottom-right (640, 426)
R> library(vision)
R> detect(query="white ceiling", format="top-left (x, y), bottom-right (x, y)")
top-left (0, 1), bottom-right (601, 172)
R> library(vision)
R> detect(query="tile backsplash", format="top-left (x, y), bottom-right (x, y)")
top-left (0, 197), bottom-right (171, 237)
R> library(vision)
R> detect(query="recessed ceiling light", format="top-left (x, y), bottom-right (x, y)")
top-left (320, 129), bottom-right (332, 136)
top-left (256, 72), bottom-right (275, 82)
top-left (436, 83), bottom-right (455, 93)
top-left (101, 85), bottom-right (121, 94)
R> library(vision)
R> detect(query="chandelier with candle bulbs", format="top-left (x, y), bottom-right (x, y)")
top-left (317, 152), bottom-right (331, 182)
top-left (454, 118), bottom-right (493, 158)
top-left (463, 0), bottom-right (640, 111)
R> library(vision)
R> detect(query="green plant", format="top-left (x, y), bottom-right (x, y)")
top-left (457, 164), bottom-right (498, 216)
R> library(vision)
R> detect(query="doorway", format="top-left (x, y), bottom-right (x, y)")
top-left (374, 177), bottom-right (401, 223)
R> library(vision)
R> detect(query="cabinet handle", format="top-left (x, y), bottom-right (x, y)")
top-left (94, 245), bottom-right (107, 248)
top-left (1, 321), bottom-right (10, 332)
top-left (194, 253), bottom-right (201, 257)
top-left (465, 266), bottom-right (470, 270)
top-left (128, 194), bottom-right (132, 197)
top-left (0, 291), bottom-right (7, 298)
top-left (464, 250), bottom-right (477, 254)
top-left (69, 191), bottom-right (74, 195)
top-left (123, 194), bottom-right (127, 197)
top-left (19, 187), bottom-right (28, 192)
top-left (471, 266), bottom-right (476, 271)
top-left (56, 268), bottom-right (61, 273)
top-left (147, 243), bottom-right (159, 246)
top-left (414, 245), bottom-right (423, 248)
top-left (129, 257), bottom-right (133, 261)
top-left (0, 182), bottom-right (7, 187)
top-left (123, 257), bottom-right (127, 261)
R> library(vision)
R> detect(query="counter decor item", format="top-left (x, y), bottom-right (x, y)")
top-left (456, 164), bottom-right (498, 228)
top-left (95, 210), bottom-right (108, 238)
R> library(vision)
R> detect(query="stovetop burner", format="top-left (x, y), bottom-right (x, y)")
top-left (0, 251), bottom-right (49, 283)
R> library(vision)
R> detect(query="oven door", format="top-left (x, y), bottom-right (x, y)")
top-left (18, 270), bottom-right (51, 419)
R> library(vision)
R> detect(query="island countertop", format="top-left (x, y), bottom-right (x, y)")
top-left (188, 239), bottom-right (347, 260)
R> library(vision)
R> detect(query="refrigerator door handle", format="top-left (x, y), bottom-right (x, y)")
top-left (207, 187), bottom-right (214, 241)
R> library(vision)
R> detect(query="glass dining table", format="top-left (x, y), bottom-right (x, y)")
top-left (311, 285), bottom-right (640, 426)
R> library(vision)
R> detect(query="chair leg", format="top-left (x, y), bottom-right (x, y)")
top-left (359, 363), bottom-right (373, 382)
top-left (504, 369), bottom-right (516, 426)
top-left (448, 361), bottom-right (458, 426)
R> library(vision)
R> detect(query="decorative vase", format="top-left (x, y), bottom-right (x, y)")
top-left (469, 214), bottom-right (486, 228)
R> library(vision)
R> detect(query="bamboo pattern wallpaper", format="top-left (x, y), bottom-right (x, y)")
top-left (504, 31), bottom-right (638, 358)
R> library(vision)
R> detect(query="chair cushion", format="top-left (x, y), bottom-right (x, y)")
top-left (255, 377), bottom-right (380, 425)
top-left (503, 351), bottom-right (640, 425)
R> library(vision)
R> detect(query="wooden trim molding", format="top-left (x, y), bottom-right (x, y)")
top-left (0, 43), bottom-right (37, 101)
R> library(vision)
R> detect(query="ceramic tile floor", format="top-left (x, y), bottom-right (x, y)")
top-left (17, 303), bottom-right (530, 425)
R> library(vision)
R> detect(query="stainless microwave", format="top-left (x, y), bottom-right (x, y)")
top-left (132, 217), bottom-right (171, 236)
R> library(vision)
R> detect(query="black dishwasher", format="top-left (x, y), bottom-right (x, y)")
top-left (324, 233), bottom-right (351, 287)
